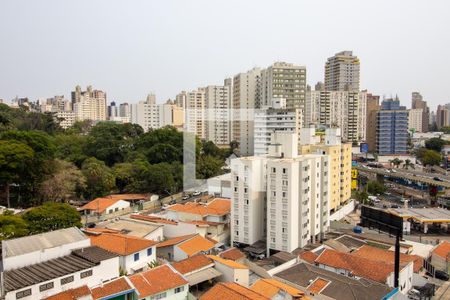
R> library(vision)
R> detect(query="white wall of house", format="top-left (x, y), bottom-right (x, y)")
top-left (173, 245), bottom-right (189, 262)
top-left (140, 284), bottom-right (188, 300)
top-left (162, 222), bottom-right (197, 238)
top-left (431, 253), bottom-right (449, 274)
top-left (104, 200), bottom-right (130, 215)
top-left (386, 262), bottom-right (413, 294)
top-left (2, 239), bottom-right (91, 271)
top-left (5, 257), bottom-right (119, 300)
top-left (213, 262), bottom-right (249, 287)
top-left (122, 246), bottom-right (156, 274)
top-left (143, 226), bottom-right (164, 242)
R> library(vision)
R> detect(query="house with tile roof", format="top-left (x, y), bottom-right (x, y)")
top-left (92, 217), bottom-right (164, 241)
top-left (430, 240), bottom-right (450, 274)
top-left (79, 197), bottom-right (130, 217)
top-left (156, 234), bottom-right (216, 261)
top-left (85, 231), bottom-right (158, 274)
top-left (166, 198), bottom-right (231, 223)
top-left (128, 264), bottom-right (189, 300)
top-left (250, 278), bottom-right (307, 299)
top-left (171, 254), bottom-right (222, 289)
top-left (219, 247), bottom-right (246, 263)
top-left (207, 255), bottom-right (249, 287)
top-left (314, 249), bottom-right (413, 294)
top-left (200, 282), bottom-right (269, 300)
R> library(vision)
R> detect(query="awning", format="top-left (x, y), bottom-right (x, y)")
top-left (185, 267), bottom-right (222, 286)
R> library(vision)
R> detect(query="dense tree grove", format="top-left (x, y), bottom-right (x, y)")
top-left (0, 104), bottom-right (230, 208)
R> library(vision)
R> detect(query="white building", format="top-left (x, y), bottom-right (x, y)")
top-left (131, 97), bottom-right (184, 131)
top-left (72, 85), bottom-right (107, 122)
top-left (79, 197), bottom-right (130, 218)
top-left (231, 132), bottom-right (330, 254)
top-left (56, 111), bottom-right (76, 129)
top-left (207, 173), bottom-right (232, 198)
top-left (408, 108), bottom-right (423, 132)
top-left (205, 80), bottom-right (232, 146)
top-left (254, 98), bottom-right (303, 156)
top-left (184, 88), bottom-right (206, 139)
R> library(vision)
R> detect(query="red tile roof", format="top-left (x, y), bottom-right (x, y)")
top-left (44, 285), bottom-right (91, 300)
top-left (200, 282), bottom-right (269, 300)
top-left (128, 265), bottom-right (188, 298)
top-left (171, 254), bottom-right (214, 274)
top-left (299, 251), bottom-right (318, 264)
top-left (207, 255), bottom-right (248, 269)
top-left (307, 278), bottom-right (330, 295)
top-left (91, 277), bottom-right (133, 299)
top-left (130, 214), bottom-right (178, 225)
top-left (251, 279), bottom-right (306, 298)
top-left (315, 249), bottom-right (395, 283)
top-left (167, 198), bottom-right (230, 216)
top-left (352, 245), bottom-right (423, 273)
top-left (219, 248), bottom-right (246, 261)
top-left (80, 197), bottom-right (125, 214)
top-left (156, 234), bottom-right (197, 248)
top-left (88, 232), bottom-right (157, 256)
top-left (432, 241), bottom-right (450, 261)
top-left (177, 235), bottom-right (215, 256)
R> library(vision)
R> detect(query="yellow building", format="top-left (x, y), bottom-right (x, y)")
top-left (299, 128), bottom-right (352, 212)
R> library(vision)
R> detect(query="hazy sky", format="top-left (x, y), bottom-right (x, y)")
top-left (1, 0), bottom-right (449, 110)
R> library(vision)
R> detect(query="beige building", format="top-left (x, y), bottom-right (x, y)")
top-left (205, 79), bottom-right (232, 146)
top-left (324, 51), bottom-right (360, 91)
top-left (71, 85), bottom-right (107, 121)
top-left (366, 92), bottom-right (380, 152)
top-left (299, 128), bottom-right (352, 212)
top-left (56, 111), bottom-right (76, 129)
top-left (436, 105), bottom-right (450, 129)
top-left (408, 108), bottom-right (423, 132)
top-left (183, 88), bottom-right (206, 139)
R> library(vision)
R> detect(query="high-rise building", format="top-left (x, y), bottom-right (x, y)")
top-left (231, 132), bottom-right (330, 253)
top-left (299, 128), bottom-right (352, 212)
top-left (253, 98), bottom-right (302, 156)
top-left (205, 79), bottom-right (232, 146)
top-left (260, 62), bottom-right (307, 110)
top-left (71, 85), bottom-right (107, 121)
top-left (411, 92), bottom-right (430, 132)
top-left (184, 88), bottom-right (206, 139)
top-left (119, 103), bottom-right (131, 122)
top-left (305, 90), bottom-right (366, 143)
top-left (408, 108), bottom-right (423, 133)
top-left (175, 92), bottom-right (187, 108)
top-left (108, 101), bottom-right (119, 119)
top-left (56, 111), bottom-right (76, 129)
top-left (436, 105), bottom-right (450, 129)
top-left (232, 68), bottom-right (261, 156)
top-left (324, 51), bottom-right (360, 91)
top-left (365, 92), bottom-right (380, 152)
top-left (376, 98), bottom-right (409, 155)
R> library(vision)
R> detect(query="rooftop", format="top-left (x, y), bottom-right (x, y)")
top-left (299, 251), bottom-right (318, 264)
top-left (307, 278), bottom-right (330, 295)
top-left (389, 207), bottom-right (450, 222)
top-left (128, 265), bottom-right (188, 298)
top-left (91, 277), bottom-right (134, 299)
top-left (43, 285), bottom-right (91, 300)
top-left (156, 234), bottom-right (197, 248)
top-left (200, 282), bottom-right (269, 300)
top-left (95, 218), bottom-right (162, 238)
top-left (130, 214), bottom-right (178, 225)
top-left (72, 245), bottom-right (118, 264)
top-left (207, 255), bottom-right (248, 269)
top-left (250, 278), bottom-right (306, 299)
top-left (79, 197), bottom-right (125, 214)
top-left (1, 227), bottom-right (88, 258)
top-left (171, 254), bottom-right (214, 274)
top-left (177, 235), bottom-right (216, 256)
top-left (219, 247), bottom-right (246, 261)
top-left (87, 232), bottom-right (158, 256)
top-left (275, 263), bottom-right (393, 300)
top-left (167, 198), bottom-right (231, 217)
top-left (432, 241), bottom-right (450, 261)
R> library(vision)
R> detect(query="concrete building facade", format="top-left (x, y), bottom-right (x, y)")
top-left (71, 85), bottom-right (107, 121)
top-left (408, 108), bottom-right (423, 133)
top-left (205, 80), bottom-right (232, 146)
top-left (324, 51), bottom-right (360, 91)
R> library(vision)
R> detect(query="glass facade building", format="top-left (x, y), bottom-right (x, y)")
top-left (376, 99), bottom-right (409, 155)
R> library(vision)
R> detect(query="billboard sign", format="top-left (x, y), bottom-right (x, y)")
top-left (360, 143), bottom-right (369, 153)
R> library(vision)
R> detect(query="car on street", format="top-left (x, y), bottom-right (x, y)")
top-left (182, 195), bottom-right (190, 200)
top-left (435, 270), bottom-right (449, 281)
top-left (192, 190), bottom-right (201, 196)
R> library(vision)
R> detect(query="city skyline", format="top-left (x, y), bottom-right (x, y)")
top-left (1, 1), bottom-right (449, 110)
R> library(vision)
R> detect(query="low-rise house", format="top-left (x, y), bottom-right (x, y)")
top-left (171, 254), bottom-right (222, 287)
top-left (274, 262), bottom-right (395, 300)
top-left (430, 241), bottom-right (450, 274)
top-left (200, 282), bottom-right (269, 300)
top-left (94, 217), bottom-right (164, 241)
top-left (250, 278), bottom-right (306, 300)
top-left (207, 255), bottom-right (249, 287)
top-left (85, 231), bottom-right (158, 274)
top-left (2, 246), bottom-right (119, 300)
top-left (166, 198), bottom-right (230, 223)
top-left (218, 247), bottom-right (246, 263)
top-left (156, 234), bottom-right (216, 261)
top-left (128, 264), bottom-right (189, 300)
top-left (79, 197), bottom-right (130, 218)
top-left (314, 249), bottom-right (413, 294)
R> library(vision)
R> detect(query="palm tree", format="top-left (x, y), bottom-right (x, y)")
top-left (392, 158), bottom-right (403, 168)
top-left (403, 159), bottom-right (415, 170)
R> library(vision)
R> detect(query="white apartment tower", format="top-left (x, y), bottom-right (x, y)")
top-left (324, 51), bottom-right (360, 91)
top-left (231, 132), bottom-right (330, 254)
top-left (184, 88), bottom-right (206, 139)
top-left (232, 68), bottom-right (261, 156)
top-left (408, 108), bottom-right (423, 132)
top-left (131, 96), bottom-right (183, 131)
top-left (71, 85), bottom-right (107, 121)
top-left (205, 79), bottom-right (232, 146)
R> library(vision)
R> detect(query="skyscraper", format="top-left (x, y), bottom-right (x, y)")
top-left (324, 51), bottom-right (360, 91)
top-left (365, 92), bottom-right (380, 152)
top-left (205, 79), bottom-right (232, 146)
top-left (436, 105), bottom-right (450, 129)
top-left (411, 92), bottom-right (430, 132)
top-left (376, 98), bottom-right (409, 155)
top-left (184, 88), bottom-right (206, 139)
top-left (71, 85), bottom-right (107, 121)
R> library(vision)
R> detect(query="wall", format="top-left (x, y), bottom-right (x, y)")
top-left (104, 200), bottom-right (130, 215)
top-left (156, 246), bottom-right (175, 261)
top-left (163, 222), bottom-right (198, 238)
top-left (173, 245), bottom-right (189, 262)
top-left (141, 284), bottom-right (188, 300)
top-left (386, 262), bottom-right (413, 294)
top-left (213, 261), bottom-right (249, 287)
top-left (143, 227), bottom-right (164, 242)
top-left (123, 246), bottom-right (156, 274)
top-left (329, 199), bottom-right (355, 222)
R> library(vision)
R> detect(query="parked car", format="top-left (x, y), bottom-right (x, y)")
top-left (434, 177), bottom-right (443, 182)
top-left (169, 199), bottom-right (177, 205)
top-left (182, 195), bottom-right (190, 200)
top-left (435, 270), bottom-right (449, 281)
top-left (192, 190), bottom-right (201, 196)
top-left (391, 205), bottom-right (399, 208)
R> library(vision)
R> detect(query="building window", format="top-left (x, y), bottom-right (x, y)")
top-left (61, 275), bottom-right (74, 285)
top-left (80, 270), bottom-right (93, 279)
top-left (272, 167), bottom-right (276, 173)
top-left (282, 168), bottom-right (286, 174)
top-left (16, 289), bottom-right (32, 299)
top-left (115, 207), bottom-right (119, 212)
top-left (134, 252), bottom-right (140, 261)
top-left (175, 286), bottom-right (185, 294)
top-left (147, 248), bottom-right (153, 256)
top-left (151, 292), bottom-right (167, 300)
top-left (39, 282), bottom-right (54, 292)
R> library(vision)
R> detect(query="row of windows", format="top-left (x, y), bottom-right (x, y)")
top-left (134, 248), bottom-right (154, 261)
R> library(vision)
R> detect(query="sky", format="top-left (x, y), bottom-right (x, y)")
top-left (1, 0), bottom-right (449, 111)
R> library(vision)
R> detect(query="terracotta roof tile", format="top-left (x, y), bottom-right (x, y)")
top-left (167, 198), bottom-right (230, 216)
top-left (88, 232), bottom-right (157, 256)
top-left (44, 285), bottom-right (91, 300)
top-left (432, 241), bottom-right (450, 261)
top-left (128, 265), bottom-right (188, 298)
top-left (177, 235), bottom-right (215, 256)
top-left (91, 277), bottom-right (133, 299)
top-left (156, 234), bottom-right (197, 248)
top-left (251, 279), bottom-right (306, 298)
top-left (207, 255), bottom-right (248, 269)
top-left (171, 254), bottom-right (214, 274)
top-left (299, 251), bottom-right (318, 264)
top-left (307, 278), bottom-right (330, 294)
top-left (352, 245), bottom-right (423, 273)
top-left (80, 197), bottom-right (124, 214)
top-left (219, 248), bottom-right (246, 261)
top-left (200, 282), bottom-right (269, 300)
top-left (130, 214), bottom-right (178, 225)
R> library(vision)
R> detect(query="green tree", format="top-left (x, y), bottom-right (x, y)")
top-left (0, 140), bottom-right (34, 207)
top-left (403, 159), bottom-right (415, 170)
top-left (23, 202), bottom-right (82, 234)
top-left (53, 134), bottom-right (88, 167)
top-left (197, 155), bottom-right (224, 179)
top-left (0, 213), bottom-right (29, 240)
top-left (391, 158), bottom-right (403, 168)
top-left (421, 149), bottom-right (442, 166)
top-left (81, 157), bottom-right (115, 199)
top-left (144, 163), bottom-right (176, 195)
top-left (146, 143), bottom-right (182, 164)
top-left (367, 180), bottom-right (386, 195)
top-left (425, 138), bottom-right (447, 152)
top-left (355, 190), bottom-right (369, 205)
